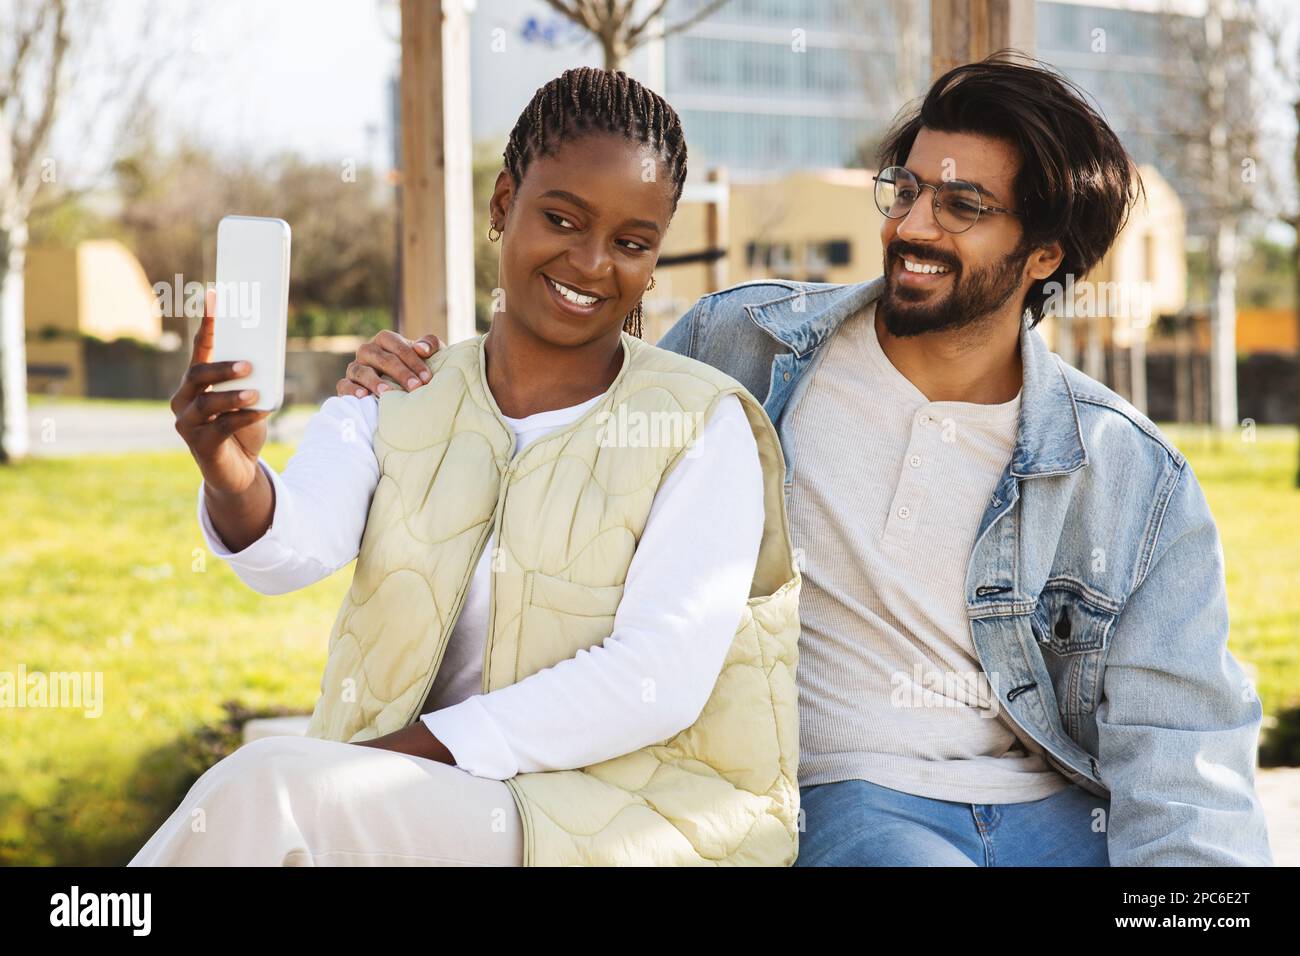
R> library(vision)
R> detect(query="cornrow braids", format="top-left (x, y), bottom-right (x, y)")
top-left (502, 67), bottom-right (687, 337)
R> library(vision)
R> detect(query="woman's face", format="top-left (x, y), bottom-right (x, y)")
top-left (489, 131), bottom-right (675, 347)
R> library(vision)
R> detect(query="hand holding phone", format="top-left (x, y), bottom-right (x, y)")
top-left (169, 216), bottom-right (291, 551)
top-left (170, 287), bottom-right (271, 497)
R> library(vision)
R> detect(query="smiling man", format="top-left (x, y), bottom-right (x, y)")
top-left (342, 55), bottom-right (1273, 867)
top-left (659, 55), bottom-right (1272, 867)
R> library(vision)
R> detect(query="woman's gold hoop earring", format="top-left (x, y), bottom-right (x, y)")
top-left (487, 222), bottom-right (502, 242)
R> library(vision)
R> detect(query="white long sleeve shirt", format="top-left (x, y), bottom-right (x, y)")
top-left (197, 387), bottom-right (764, 780)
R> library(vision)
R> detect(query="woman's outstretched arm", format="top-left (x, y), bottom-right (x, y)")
top-left (197, 395), bottom-right (381, 594)
top-left (420, 394), bottom-right (766, 778)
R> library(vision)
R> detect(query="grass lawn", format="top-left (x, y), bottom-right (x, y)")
top-left (0, 442), bottom-right (348, 865)
top-left (1, 425), bottom-right (1297, 865)
top-left (1162, 426), bottom-right (1300, 724)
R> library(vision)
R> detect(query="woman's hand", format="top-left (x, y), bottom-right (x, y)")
top-left (352, 722), bottom-right (455, 764)
top-left (171, 288), bottom-right (271, 496)
top-left (337, 330), bottom-right (444, 398)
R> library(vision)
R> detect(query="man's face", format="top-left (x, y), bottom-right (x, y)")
top-left (878, 128), bottom-right (1035, 337)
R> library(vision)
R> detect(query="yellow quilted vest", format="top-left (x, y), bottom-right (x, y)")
top-left (305, 331), bottom-right (802, 866)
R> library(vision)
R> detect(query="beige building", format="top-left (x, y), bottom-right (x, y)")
top-left (25, 240), bottom-right (162, 396)
top-left (644, 169), bottom-right (884, 344)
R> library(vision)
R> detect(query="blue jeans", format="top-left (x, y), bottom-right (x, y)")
top-left (795, 778), bottom-right (1111, 866)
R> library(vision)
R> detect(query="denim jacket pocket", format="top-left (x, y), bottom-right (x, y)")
top-left (1030, 583), bottom-right (1117, 717)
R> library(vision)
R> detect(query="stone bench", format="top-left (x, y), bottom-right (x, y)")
top-left (241, 715), bottom-right (312, 744)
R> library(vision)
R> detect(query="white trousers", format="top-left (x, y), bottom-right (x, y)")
top-left (127, 734), bottom-right (524, 866)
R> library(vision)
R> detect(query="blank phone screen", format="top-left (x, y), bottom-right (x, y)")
top-left (210, 215), bottom-right (291, 412)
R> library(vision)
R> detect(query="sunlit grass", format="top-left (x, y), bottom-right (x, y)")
top-left (1161, 425), bottom-right (1300, 720)
top-left (0, 442), bottom-right (346, 865)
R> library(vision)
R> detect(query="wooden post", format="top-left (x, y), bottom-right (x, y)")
top-left (930, 0), bottom-right (1035, 79)
top-left (399, 0), bottom-right (475, 344)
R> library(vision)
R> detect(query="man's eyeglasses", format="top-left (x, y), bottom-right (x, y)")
top-left (872, 165), bottom-right (1022, 235)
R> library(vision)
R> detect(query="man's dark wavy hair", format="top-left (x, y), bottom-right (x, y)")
top-left (877, 51), bottom-right (1145, 327)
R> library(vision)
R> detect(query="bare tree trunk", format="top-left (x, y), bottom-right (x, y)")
top-left (1293, 226), bottom-right (1299, 486)
top-left (0, 0), bottom-right (69, 463)
top-left (1206, 0), bottom-right (1240, 431)
top-left (601, 33), bottom-right (624, 71)
top-left (1293, 99), bottom-right (1300, 486)
top-left (1084, 314), bottom-right (1106, 383)
top-left (1175, 315), bottom-right (1191, 422)
top-left (1208, 216), bottom-right (1240, 430)
top-left (1193, 318), bottom-right (1209, 424)
top-left (1112, 335), bottom-right (1128, 399)
top-left (0, 219), bottom-right (30, 462)
top-left (1131, 322), bottom-right (1148, 414)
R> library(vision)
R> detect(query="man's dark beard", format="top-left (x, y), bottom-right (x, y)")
top-left (878, 238), bottom-right (1029, 338)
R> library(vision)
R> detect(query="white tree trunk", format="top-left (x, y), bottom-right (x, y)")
top-left (1205, 0), bottom-right (1240, 432)
top-left (1055, 313), bottom-right (1077, 368)
top-left (1209, 219), bottom-right (1239, 430)
top-left (1084, 314), bottom-right (1105, 383)
top-left (1130, 326), bottom-right (1148, 415)
top-left (0, 220), bottom-right (30, 462)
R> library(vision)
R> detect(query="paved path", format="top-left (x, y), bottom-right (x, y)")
top-left (25, 401), bottom-right (313, 456)
top-left (1258, 768), bottom-right (1300, 865)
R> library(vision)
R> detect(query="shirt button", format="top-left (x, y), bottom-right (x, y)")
top-left (897, 506), bottom-right (911, 519)
top-left (783, 371), bottom-right (791, 381)
top-left (918, 414), bottom-right (931, 425)
top-left (909, 454), bottom-right (921, 468)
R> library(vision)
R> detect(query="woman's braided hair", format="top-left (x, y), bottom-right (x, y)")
top-left (502, 67), bottom-right (687, 337)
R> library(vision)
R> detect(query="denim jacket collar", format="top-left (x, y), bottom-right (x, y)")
top-left (743, 276), bottom-right (1088, 478)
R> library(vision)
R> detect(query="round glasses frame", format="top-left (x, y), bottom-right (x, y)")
top-left (872, 165), bottom-right (1022, 235)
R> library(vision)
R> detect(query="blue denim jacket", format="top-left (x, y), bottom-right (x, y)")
top-left (659, 276), bottom-right (1273, 866)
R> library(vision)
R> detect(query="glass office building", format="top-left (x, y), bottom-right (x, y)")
top-left (663, 0), bottom-right (931, 179)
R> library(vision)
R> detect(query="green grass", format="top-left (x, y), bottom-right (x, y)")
top-left (0, 443), bottom-right (348, 865)
top-left (0, 425), bottom-right (1297, 865)
top-left (1162, 425), bottom-right (1300, 722)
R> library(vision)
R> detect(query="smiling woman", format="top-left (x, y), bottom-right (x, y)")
top-left (474, 70), bottom-right (687, 416)
top-left (140, 67), bottom-right (803, 868)
top-left (490, 71), bottom-right (684, 347)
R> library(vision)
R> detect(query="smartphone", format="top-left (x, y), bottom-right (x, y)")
top-left (209, 215), bottom-right (291, 411)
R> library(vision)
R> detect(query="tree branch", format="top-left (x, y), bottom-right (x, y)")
top-left (1, 1), bottom-right (50, 110)
top-left (541, 0), bottom-right (600, 35)
top-left (632, 0), bottom-right (731, 44)
top-left (625, 0), bottom-right (672, 45)
top-left (12, 0), bottom-right (70, 214)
